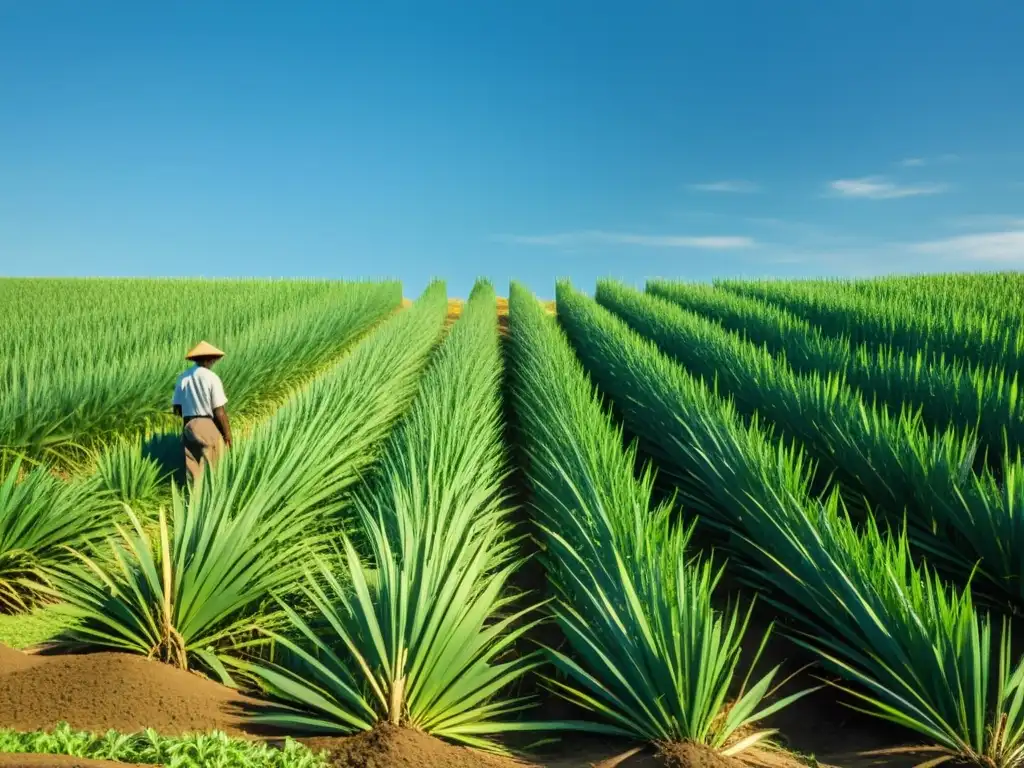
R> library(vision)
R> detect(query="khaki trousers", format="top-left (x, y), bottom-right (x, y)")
top-left (182, 417), bottom-right (225, 481)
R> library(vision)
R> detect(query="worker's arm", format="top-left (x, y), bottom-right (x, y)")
top-left (213, 406), bottom-right (232, 447)
top-left (209, 374), bottom-right (231, 446)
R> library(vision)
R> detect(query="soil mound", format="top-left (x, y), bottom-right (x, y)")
top-left (0, 757), bottom-right (153, 768)
top-left (0, 651), bottom-right (260, 737)
top-left (303, 724), bottom-right (528, 768)
top-left (0, 644), bottom-right (38, 673)
top-left (656, 743), bottom-right (741, 768)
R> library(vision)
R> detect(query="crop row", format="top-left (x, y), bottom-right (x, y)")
top-left (599, 280), bottom-right (1024, 608)
top-left (556, 280), bottom-right (1024, 767)
top-left (507, 281), bottom-right (804, 751)
top-left (0, 279), bottom-right (401, 471)
top-left (647, 278), bottom-right (1024, 463)
top-left (3, 275), bottom-right (1024, 768)
top-left (845, 272), bottom-right (1024, 324)
top-left (719, 276), bottom-right (1024, 379)
top-left (235, 280), bottom-right (535, 751)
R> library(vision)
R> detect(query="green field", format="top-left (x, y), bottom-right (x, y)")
top-left (2, 273), bottom-right (1023, 768)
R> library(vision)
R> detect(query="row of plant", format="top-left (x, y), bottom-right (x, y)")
top-left (0, 283), bottom-right (448, 674)
top-left (1, 278), bottom-right (402, 471)
top-left (717, 276), bottom-right (1024, 379)
top-left (226, 280), bottom-right (546, 751)
top-left (845, 272), bottom-right (1024, 325)
top-left (556, 279), bottom-right (1024, 768)
top-left (5, 281), bottom-right (811, 765)
top-left (647, 278), bottom-right (1024, 463)
top-left (0, 278), bottom-right (333, 362)
top-left (597, 279), bottom-right (1024, 609)
top-left (2, 283), bottom-right (564, 759)
top-left (1, 278), bottom-right (334, 470)
top-left (506, 281), bottom-right (806, 757)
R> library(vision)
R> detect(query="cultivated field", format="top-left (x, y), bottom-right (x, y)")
top-left (1, 273), bottom-right (1023, 768)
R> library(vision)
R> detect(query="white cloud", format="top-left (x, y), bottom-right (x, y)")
top-left (912, 231), bottom-right (1024, 262)
top-left (494, 230), bottom-right (755, 249)
top-left (828, 176), bottom-right (948, 199)
top-left (898, 154), bottom-right (958, 167)
top-left (689, 180), bottom-right (761, 193)
top-left (947, 214), bottom-right (1024, 229)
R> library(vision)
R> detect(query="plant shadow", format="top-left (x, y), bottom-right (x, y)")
top-left (141, 429), bottom-right (185, 487)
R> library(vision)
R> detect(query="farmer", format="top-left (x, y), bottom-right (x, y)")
top-left (172, 341), bottom-right (232, 481)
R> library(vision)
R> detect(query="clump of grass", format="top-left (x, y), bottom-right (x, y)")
top-left (92, 437), bottom-right (166, 510)
top-left (0, 603), bottom-right (79, 649)
top-left (0, 459), bottom-right (115, 613)
top-left (0, 722), bottom-right (328, 768)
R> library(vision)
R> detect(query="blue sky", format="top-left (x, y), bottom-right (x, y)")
top-left (1, 1), bottom-right (1023, 297)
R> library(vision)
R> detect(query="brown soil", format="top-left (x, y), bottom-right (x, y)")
top-left (656, 743), bottom-right (740, 768)
top-left (0, 643), bottom-right (38, 673)
top-left (0, 757), bottom-right (154, 768)
top-left (303, 724), bottom-right (526, 768)
top-left (0, 647), bottom-right (259, 737)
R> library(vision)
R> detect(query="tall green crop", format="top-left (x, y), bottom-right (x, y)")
top-left (238, 281), bottom-right (540, 753)
top-left (601, 280), bottom-right (1024, 606)
top-left (507, 282), bottom-right (809, 755)
top-left (647, 279), bottom-right (1024, 465)
top-left (0, 459), bottom-right (117, 612)
top-left (0, 279), bottom-right (400, 472)
top-left (718, 277), bottom-right (1024, 379)
top-left (55, 283), bottom-right (448, 680)
top-left (557, 280), bottom-right (1024, 768)
top-left (846, 273), bottom-right (1024, 327)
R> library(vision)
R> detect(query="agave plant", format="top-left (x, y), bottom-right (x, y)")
top-left (0, 459), bottom-right (115, 613)
top-left (91, 437), bottom-right (166, 510)
top-left (237, 499), bottom-right (539, 750)
top-left (53, 284), bottom-right (449, 677)
top-left (59, 482), bottom-right (320, 680)
top-left (237, 282), bottom-right (544, 752)
top-left (556, 279), bottom-right (1024, 768)
top-left (507, 281), bottom-right (810, 754)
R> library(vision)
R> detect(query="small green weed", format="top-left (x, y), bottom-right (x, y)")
top-left (0, 723), bottom-right (329, 768)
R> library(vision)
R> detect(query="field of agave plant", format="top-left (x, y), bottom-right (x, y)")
top-left (1, 273), bottom-right (1023, 768)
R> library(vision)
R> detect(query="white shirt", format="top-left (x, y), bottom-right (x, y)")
top-left (172, 365), bottom-right (228, 418)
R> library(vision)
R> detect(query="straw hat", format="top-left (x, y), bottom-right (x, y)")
top-left (185, 340), bottom-right (225, 360)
